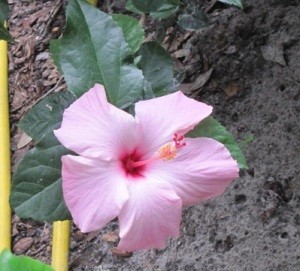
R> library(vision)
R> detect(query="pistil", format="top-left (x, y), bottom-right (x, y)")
top-left (126, 157), bottom-right (156, 170)
top-left (122, 133), bottom-right (187, 176)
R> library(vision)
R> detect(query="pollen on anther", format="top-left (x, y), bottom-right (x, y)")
top-left (158, 143), bottom-right (177, 161)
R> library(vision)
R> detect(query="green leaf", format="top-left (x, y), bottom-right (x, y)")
top-left (149, 6), bottom-right (178, 19)
top-left (119, 65), bottom-right (144, 108)
top-left (112, 14), bottom-right (144, 54)
top-left (126, 0), bottom-right (143, 14)
top-left (0, 23), bottom-right (11, 41)
top-left (0, 0), bottom-right (11, 41)
top-left (0, 0), bottom-right (9, 22)
top-left (187, 117), bottom-right (248, 169)
top-left (19, 91), bottom-right (76, 142)
top-left (130, 0), bottom-right (178, 14)
top-left (0, 249), bottom-right (54, 271)
top-left (178, 6), bottom-right (210, 30)
top-left (50, 0), bottom-right (144, 108)
top-left (149, 0), bottom-right (179, 19)
top-left (127, 0), bottom-right (178, 18)
top-left (138, 42), bottom-right (174, 94)
top-left (130, 0), bottom-right (162, 12)
top-left (12, 92), bottom-right (76, 222)
top-left (218, 0), bottom-right (243, 9)
top-left (10, 132), bottom-right (72, 222)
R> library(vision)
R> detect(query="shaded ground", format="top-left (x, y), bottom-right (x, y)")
top-left (8, 0), bottom-right (300, 270)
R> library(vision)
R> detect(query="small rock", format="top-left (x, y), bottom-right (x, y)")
top-left (36, 52), bottom-right (50, 61)
top-left (225, 82), bottom-right (240, 97)
top-left (261, 43), bottom-right (286, 66)
top-left (225, 45), bottom-right (237, 54)
top-left (52, 26), bottom-right (60, 33)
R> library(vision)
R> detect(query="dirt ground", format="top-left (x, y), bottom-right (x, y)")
top-left (8, 0), bottom-right (300, 270)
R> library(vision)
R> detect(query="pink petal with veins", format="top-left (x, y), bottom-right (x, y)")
top-left (150, 137), bottom-right (239, 206)
top-left (54, 84), bottom-right (138, 160)
top-left (61, 155), bottom-right (129, 232)
top-left (118, 176), bottom-right (182, 251)
top-left (134, 91), bottom-right (212, 156)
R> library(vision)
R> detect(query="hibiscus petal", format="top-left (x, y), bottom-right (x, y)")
top-left (134, 91), bottom-right (212, 155)
top-left (54, 84), bottom-right (138, 159)
top-left (118, 177), bottom-right (182, 251)
top-left (61, 155), bottom-right (129, 232)
top-left (150, 138), bottom-right (239, 206)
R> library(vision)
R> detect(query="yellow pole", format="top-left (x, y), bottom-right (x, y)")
top-left (87, 0), bottom-right (98, 5)
top-left (51, 220), bottom-right (71, 271)
top-left (0, 27), bottom-right (11, 251)
top-left (51, 1), bottom-right (98, 270)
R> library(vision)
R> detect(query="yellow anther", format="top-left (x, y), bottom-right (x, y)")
top-left (158, 143), bottom-right (177, 161)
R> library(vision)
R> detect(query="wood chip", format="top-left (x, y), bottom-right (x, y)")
top-left (12, 224), bottom-right (19, 237)
top-left (43, 78), bottom-right (57, 87)
top-left (173, 49), bottom-right (191, 59)
top-left (73, 231), bottom-right (85, 242)
top-left (102, 232), bottom-right (118, 243)
top-left (11, 87), bottom-right (27, 110)
top-left (14, 237), bottom-right (34, 255)
top-left (42, 69), bottom-right (51, 78)
top-left (85, 230), bottom-right (101, 242)
top-left (111, 247), bottom-right (133, 258)
top-left (179, 68), bottom-right (213, 94)
top-left (17, 132), bottom-right (32, 149)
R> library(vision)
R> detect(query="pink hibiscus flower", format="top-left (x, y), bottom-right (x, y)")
top-left (54, 84), bottom-right (239, 251)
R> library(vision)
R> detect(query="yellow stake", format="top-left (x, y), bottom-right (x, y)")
top-left (87, 0), bottom-right (98, 6)
top-left (0, 30), bottom-right (11, 251)
top-left (51, 220), bottom-right (71, 271)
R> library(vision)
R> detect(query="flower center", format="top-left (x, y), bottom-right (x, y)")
top-left (121, 151), bottom-right (146, 178)
top-left (121, 134), bottom-right (186, 178)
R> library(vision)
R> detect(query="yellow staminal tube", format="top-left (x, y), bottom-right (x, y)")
top-left (0, 31), bottom-right (11, 251)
